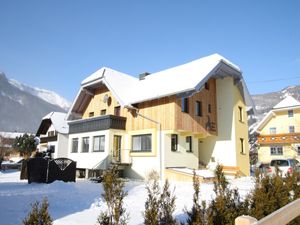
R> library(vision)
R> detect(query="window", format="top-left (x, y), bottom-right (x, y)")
top-left (171, 134), bottom-right (178, 151)
top-left (288, 110), bottom-right (294, 117)
top-left (195, 101), bottom-right (202, 117)
top-left (82, 137), bottom-right (89, 153)
top-left (297, 146), bottom-right (300, 155)
top-left (132, 134), bottom-right (152, 152)
top-left (89, 112), bottom-right (94, 117)
top-left (270, 146), bottom-right (283, 155)
top-left (269, 127), bottom-right (276, 134)
top-left (186, 136), bottom-right (192, 152)
top-left (205, 82), bottom-right (209, 90)
top-left (238, 106), bottom-right (243, 122)
top-left (71, 138), bottom-right (78, 153)
top-left (101, 109), bottom-right (106, 115)
top-left (93, 136), bottom-right (105, 152)
top-left (181, 97), bottom-right (189, 113)
top-left (48, 131), bottom-right (55, 137)
top-left (240, 138), bottom-right (245, 154)
top-left (208, 104), bottom-right (211, 113)
top-left (114, 106), bottom-right (121, 116)
top-left (289, 125), bottom-right (295, 133)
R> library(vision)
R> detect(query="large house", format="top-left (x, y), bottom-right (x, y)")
top-left (36, 112), bottom-right (69, 159)
top-left (66, 53), bottom-right (253, 179)
top-left (255, 96), bottom-right (300, 163)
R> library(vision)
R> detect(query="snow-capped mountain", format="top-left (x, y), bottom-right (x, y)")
top-left (0, 72), bottom-right (70, 133)
top-left (9, 79), bottom-right (71, 110)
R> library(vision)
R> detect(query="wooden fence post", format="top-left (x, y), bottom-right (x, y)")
top-left (235, 215), bottom-right (258, 225)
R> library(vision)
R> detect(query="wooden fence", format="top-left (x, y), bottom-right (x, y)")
top-left (235, 198), bottom-right (300, 225)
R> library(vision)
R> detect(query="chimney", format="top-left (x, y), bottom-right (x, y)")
top-left (139, 72), bottom-right (150, 80)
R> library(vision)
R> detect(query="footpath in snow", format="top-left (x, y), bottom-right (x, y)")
top-left (0, 170), bottom-right (254, 225)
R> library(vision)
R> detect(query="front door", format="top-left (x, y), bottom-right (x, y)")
top-left (113, 135), bottom-right (122, 163)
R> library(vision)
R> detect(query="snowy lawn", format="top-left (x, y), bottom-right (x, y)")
top-left (0, 170), bottom-right (254, 225)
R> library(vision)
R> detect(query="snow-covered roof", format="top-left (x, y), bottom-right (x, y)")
top-left (36, 112), bottom-right (69, 136)
top-left (273, 95), bottom-right (300, 109)
top-left (0, 132), bottom-right (25, 139)
top-left (254, 96), bottom-right (300, 133)
top-left (68, 53), bottom-right (254, 119)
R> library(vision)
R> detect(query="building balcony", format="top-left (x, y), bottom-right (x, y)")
top-left (40, 135), bottom-right (58, 143)
top-left (258, 133), bottom-right (300, 145)
top-left (69, 115), bottom-right (126, 134)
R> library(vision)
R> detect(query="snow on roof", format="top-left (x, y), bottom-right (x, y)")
top-left (68, 53), bottom-right (253, 119)
top-left (40, 112), bottom-right (69, 134)
top-left (273, 95), bottom-right (300, 109)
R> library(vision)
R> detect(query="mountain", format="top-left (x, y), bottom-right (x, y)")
top-left (250, 85), bottom-right (300, 130)
top-left (0, 72), bottom-right (71, 133)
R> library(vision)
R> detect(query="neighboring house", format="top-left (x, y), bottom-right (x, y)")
top-left (36, 112), bottom-right (69, 159)
top-left (66, 53), bottom-right (253, 179)
top-left (255, 96), bottom-right (300, 163)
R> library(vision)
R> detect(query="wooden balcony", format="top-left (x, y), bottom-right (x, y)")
top-left (69, 115), bottom-right (126, 134)
top-left (40, 135), bottom-right (57, 143)
top-left (258, 133), bottom-right (300, 145)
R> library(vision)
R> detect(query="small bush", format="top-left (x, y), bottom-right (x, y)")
top-left (97, 166), bottom-right (129, 225)
top-left (23, 198), bottom-right (52, 225)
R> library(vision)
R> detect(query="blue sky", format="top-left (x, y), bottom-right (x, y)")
top-left (1, 1), bottom-right (300, 102)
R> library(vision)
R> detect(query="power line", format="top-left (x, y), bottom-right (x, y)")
top-left (248, 75), bottom-right (300, 84)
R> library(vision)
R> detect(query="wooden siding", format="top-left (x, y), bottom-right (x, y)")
top-left (80, 78), bottom-right (217, 135)
top-left (175, 78), bottom-right (217, 135)
top-left (258, 133), bottom-right (300, 145)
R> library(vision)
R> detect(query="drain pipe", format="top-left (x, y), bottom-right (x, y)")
top-left (126, 105), bottom-right (164, 181)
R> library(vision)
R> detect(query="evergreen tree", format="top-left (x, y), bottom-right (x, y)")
top-left (159, 179), bottom-right (177, 225)
top-left (248, 169), bottom-right (290, 220)
top-left (185, 170), bottom-right (206, 225)
top-left (13, 133), bottom-right (37, 158)
top-left (143, 171), bottom-right (161, 225)
top-left (23, 198), bottom-right (52, 225)
top-left (207, 164), bottom-right (243, 225)
top-left (97, 166), bottom-right (128, 225)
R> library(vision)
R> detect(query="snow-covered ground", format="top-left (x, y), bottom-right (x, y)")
top-left (0, 170), bottom-right (254, 225)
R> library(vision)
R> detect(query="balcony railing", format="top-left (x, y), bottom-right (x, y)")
top-left (69, 115), bottom-right (126, 134)
top-left (40, 135), bottom-right (58, 143)
top-left (258, 133), bottom-right (300, 145)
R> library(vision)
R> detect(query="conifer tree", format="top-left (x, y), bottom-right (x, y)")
top-left (97, 166), bottom-right (128, 225)
top-left (248, 168), bottom-right (290, 220)
top-left (143, 171), bottom-right (161, 225)
top-left (159, 179), bottom-right (177, 225)
top-left (185, 170), bottom-right (205, 225)
top-left (23, 198), bottom-right (52, 225)
top-left (207, 164), bottom-right (242, 225)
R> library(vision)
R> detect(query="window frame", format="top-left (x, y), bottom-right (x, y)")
top-left (71, 138), bottom-right (79, 153)
top-left (82, 137), bottom-right (90, 153)
top-left (89, 112), bottom-right (94, 117)
top-left (240, 138), bottom-right (245, 154)
top-left (181, 97), bottom-right (189, 113)
top-left (289, 125), bottom-right (295, 133)
top-left (100, 109), bottom-right (106, 115)
top-left (238, 106), bottom-right (243, 122)
top-left (171, 134), bottom-right (178, 152)
top-left (269, 127), bottom-right (276, 134)
top-left (114, 106), bottom-right (121, 116)
top-left (270, 146), bottom-right (283, 155)
top-left (186, 136), bottom-right (192, 152)
top-left (288, 110), bottom-right (294, 117)
top-left (93, 135), bottom-right (105, 152)
top-left (131, 134), bottom-right (152, 152)
top-left (195, 101), bottom-right (202, 117)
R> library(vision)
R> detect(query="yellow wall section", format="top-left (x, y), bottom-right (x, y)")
top-left (260, 109), bottom-right (300, 135)
top-left (258, 144), bottom-right (300, 163)
top-left (233, 82), bottom-right (250, 176)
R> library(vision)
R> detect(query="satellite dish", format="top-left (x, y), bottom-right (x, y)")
top-left (103, 94), bottom-right (109, 103)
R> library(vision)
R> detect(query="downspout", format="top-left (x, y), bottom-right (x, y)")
top-left (126, 105), bottom-right (164, 181)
